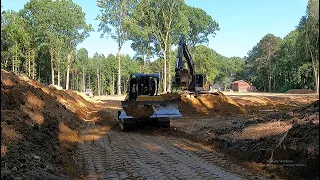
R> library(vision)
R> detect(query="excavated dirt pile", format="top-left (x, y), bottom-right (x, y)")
top-left (123, 104), bottom-right (155, 119)
top-left (1, 70), bottom-right (113, 179)
top-left (162, 92), bottom-right (246, 118)
top-left (286, 89), bottom-right (316, 94)
top-left (216, 100), bottom-right (319, 179)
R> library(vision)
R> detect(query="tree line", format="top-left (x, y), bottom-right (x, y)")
top-left (1, 0), bottom-right (318, 95)
top-left (236, 0), bottom-right (319, 93)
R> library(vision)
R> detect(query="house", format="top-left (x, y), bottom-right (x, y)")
top-left (231, 80), bottom-right (256, 92)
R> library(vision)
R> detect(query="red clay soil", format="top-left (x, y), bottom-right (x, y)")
top-left (1, 70), bottom-right (114, 179)
top-left (162, 92), bottom-right (246, 118)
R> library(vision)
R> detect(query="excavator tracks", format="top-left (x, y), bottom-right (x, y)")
top-left (78, 122), bottom-right (267, 180)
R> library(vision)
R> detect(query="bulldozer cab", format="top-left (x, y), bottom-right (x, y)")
top-left (127, 73), bottom-right (160, 101)
top-left (119, 73), bottom-right (182, 130)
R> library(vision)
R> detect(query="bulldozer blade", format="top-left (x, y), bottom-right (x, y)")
top-left (119, 100), bottom-right (182, 119)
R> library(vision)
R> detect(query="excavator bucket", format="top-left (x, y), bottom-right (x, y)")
top-left (119, 100), bottom-right (182, 120)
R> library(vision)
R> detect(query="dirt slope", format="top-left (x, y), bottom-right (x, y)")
top-left (1, 70), bottom-right (113, 179)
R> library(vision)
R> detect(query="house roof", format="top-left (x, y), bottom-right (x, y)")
top-left (232, 80), bottom-right (250, 84)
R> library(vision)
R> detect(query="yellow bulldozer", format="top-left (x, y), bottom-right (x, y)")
top-left (117, 73), bottom-right (181, 130)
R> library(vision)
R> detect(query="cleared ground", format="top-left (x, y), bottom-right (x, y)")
top-left (91, 92), bottom-right (319, 179)
top-left (78, 122), bottom-right (263, 179)
top-left (1, 70), bottom-right (318, 180)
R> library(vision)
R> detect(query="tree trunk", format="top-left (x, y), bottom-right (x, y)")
top-left (163, 51), bottom-right (167, 93)
top-left (316, 71), bottom-right (319, 94)
top-left (66, 53), bottom-right (71, 90)
top-left (100, 65), bottom-right (102, 96)
top-left (38, 61), bottom-right (41, 81)
top-left (50, 49), bottom-right (55, 85)
top-left (97, 66), bottom-right (100, 96)
top-left (88, 74), bottom-right (91, 89)
top-left (82, 64), bottom-right (85, 92)
top-left (117, 50), bottom-right (121, 95)
top-left (57, 63), bottom-right (61, 87)
top-left (28, 51), bottom-right (31, 77)
top-left (71, 73), bottom-right (74, 90)
top-left (273, 74), bottom-right (276, 92)
top-left (142, 55), bottom-right (145, 73)
top-left (76, 73), bottom-right (80, 91)
top-left (268, 75), bottom-right (272, 92)
top-left (12, 56), bottom-right (15, 73)
top-left (32, 50), bottom-right (35, 79)
top-left (111, 72), bottom-right (115, 95)
top-left (147, 45), bottom-right (151, 74)
top-left (306, 35), bottom-right (319, 94)
top-left (167, 50), bottom-right (171, 93)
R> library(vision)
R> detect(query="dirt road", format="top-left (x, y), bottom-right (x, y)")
top-left (77, 93), bottom-right (318, 179)
top-left (78, 122), bottom-right (265, 179)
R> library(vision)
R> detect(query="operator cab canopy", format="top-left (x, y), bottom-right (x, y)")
top-left (127, 73), bottom-right (160, 100)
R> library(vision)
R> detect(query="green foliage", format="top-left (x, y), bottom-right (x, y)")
top-left (184, 5), bottom-right (220, 48)
top-left (238, 33), bottom-right (282, 92)
top-left (1, 10), bottom-right (28, 71)
top-left (237, 0), bottom-right (319, 93)
top-left (2, 0), bottom-right (318, 95)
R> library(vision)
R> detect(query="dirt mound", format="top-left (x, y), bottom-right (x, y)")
top-left (123, 104), bottom-right (155, 119)
top-left (163, 92), bottom-right (246, 117)
top-left (1, 69), bottom-right (114, 179)
top-left (286, 89), bottom-right (316, 94)
top-left (161, 92), bottom-right (182, 101)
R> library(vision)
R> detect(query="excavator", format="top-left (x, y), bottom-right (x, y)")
top-left (117, 73), bottom-right (181, 130)
top-left (172, 35), bottom-right (209, 93)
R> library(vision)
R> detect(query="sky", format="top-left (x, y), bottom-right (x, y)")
top-left (1, 0), bottom-right (308, 58)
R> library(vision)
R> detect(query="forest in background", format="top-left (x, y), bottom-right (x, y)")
top-left (1, 0), bottom-right (318, 95)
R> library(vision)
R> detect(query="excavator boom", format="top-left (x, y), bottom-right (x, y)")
top-left (173, 35), bottom-right (209, 92)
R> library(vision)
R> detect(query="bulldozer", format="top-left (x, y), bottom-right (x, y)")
top-left (118, 73), bottom-right (181, 130)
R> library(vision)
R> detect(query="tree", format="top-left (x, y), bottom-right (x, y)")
top-left (244, 34), bottom-right (281, 92)
top-left (21, 0), bottom-right (92, 87)
top-left (131, 0), bottom-right (189, 93)
top-left (97, 0), bottom-right (136, 95)
top-left (1, 10), bottom-right (27, 73)
top-left (77, 48), bottom-right (89, 92)
top-left (192, 45), bottom-right (219, 83)
top-left (185, 5), bottom-right (219, 49)
top-left (298, 0), bottom-right (319, 94)
top-left (105, 54), bottom-right (117, 95)
top-left (60, 1), bottom-right (92, 90)
top-left (258, 34), bottom-right (282, 92)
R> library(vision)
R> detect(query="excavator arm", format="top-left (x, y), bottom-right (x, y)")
top-left (174, 36), bottom-right (196, 91)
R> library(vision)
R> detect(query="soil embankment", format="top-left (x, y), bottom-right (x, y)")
top-left (1, 70), bottom-right (114, 179)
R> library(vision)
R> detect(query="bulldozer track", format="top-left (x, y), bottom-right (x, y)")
top-left (78, 122), bottom-right (267, 180)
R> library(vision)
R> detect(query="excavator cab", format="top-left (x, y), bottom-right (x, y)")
top-left (195, 74), bottom-right (209, 91)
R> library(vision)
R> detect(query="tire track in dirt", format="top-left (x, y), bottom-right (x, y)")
top-left (78, 123), bottom-right (267, 180)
